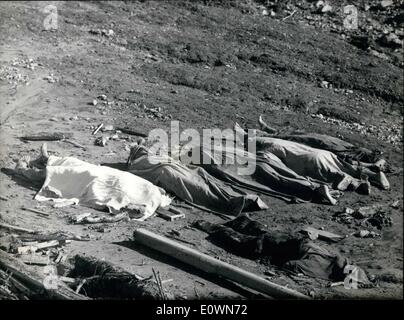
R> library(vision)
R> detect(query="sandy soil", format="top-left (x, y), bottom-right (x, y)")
top-left (0, 0), bottom-right (402, 299)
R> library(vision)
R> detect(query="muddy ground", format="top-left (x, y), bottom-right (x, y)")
top-left (0, 0), bottom-right (402, 299)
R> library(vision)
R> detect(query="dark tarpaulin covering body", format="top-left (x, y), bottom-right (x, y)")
top-left (127, 145), bottom-right (268, 215)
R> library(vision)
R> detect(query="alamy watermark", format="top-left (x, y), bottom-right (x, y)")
top-left (146, 121), bottom-right (257, 176)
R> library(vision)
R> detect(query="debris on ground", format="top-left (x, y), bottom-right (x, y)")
top-left (43, 74), bottom-right (58, 83)
top-left (133, 227), bottom-right (309, 299)
top-left (301, 226), bottom-right (344, 242)
top-left (0, 0), bottom-right (402, 301)
top-left (67, 255), bottom-right (173, 299)
top-left (156, 208), bottom-right (185, 221)
top-left (21, 132), bottom-right (72, 141)
top-left (92, 123), bottom-right (104, 135)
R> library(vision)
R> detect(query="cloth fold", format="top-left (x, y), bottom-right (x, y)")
top-left (127, 145), bottom-right (268, 215)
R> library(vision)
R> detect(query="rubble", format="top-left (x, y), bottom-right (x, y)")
top-left (92, 123), bottom-right (104, 135)
top-left (354, 230), bottom-right (380, 238)
top-left (333, 205), bottom-right (394, 230)
top-left (94, 136), bottom-right (108, 147)
top-left (102, 124), bottom-right (114, 132)
top-left (0, 65), bottom-right (29, 87)
top-left (312, 113), bottom-right (402, 145)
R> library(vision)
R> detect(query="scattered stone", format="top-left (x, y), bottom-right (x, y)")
top-left (89, 29), bottom-right (101, 35)
top-left (316, 1), bottom-right (332, 14)
top-left (379, 33), bottom-right (402, 48)
top-left (102, 124), bottom-right (114, 132)
top-left (95, 136), bottom-right (108, 147)
top-left (390, 200), bottom-right (402, 209)
top-left (311, 113), bottom-right (402, 145)
top-left (345, 207), bottom-right (355, 215)
top-left (321, 4), bottom-right (332, 13)
top-left (354, 230), bottom-right (380, 238)
top-left (315, 1), bottom-right (324, 8)
top-left (98, 94), bottom-right (107, 101)
top-left (353, 206), bottom-right (381, 219)
top-left (367, 212), bottom-right (393, 229)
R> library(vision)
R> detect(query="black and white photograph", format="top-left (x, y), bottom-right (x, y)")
top-left (0, 0), bottom-right (402, 311)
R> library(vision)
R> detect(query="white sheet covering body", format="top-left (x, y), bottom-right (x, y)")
top-left (35, 156), bottom-right (171, 220)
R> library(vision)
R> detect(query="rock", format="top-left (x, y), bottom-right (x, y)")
top-left (354, 230), bottom-right (380, 238)
top-left (367, 212), bottom-right (393, 229)
top-left (315, 1), bottom-right (324, 8)
top-left (315, 1), bottom-right (332, 13)
top-left (89, 29), bottom-right (101, 35)
top-left (110, 134), bottom-right (119, 140)
top-left (102, 124), bottom-right (114, 132)
top-left (49, 117), bottom-right (58, 122)
top-left (350, 35), bottom-right (371, 50)
top-left (369, 49), bottom-right (389, 60)
top-left (95, 136), bottom-right (108, 147)
top-left (117, 38), bottom-right (128, 46)
top-left (344, 207), bottom-right (355, 215)
top-left (92, 99), bottom-right (98, 106)
top-left (379, 0), bottom-right (393, 9)
top-left (321, 4), bottom-right (332, 13)
top-left (101, 29), bottom-right (114, 37)
top-left (44, 74), bottom-right (58, 83)
top-left (262, 9), bottom-right (268, 16)
top-left (390, 200), bottom-right (402, 209)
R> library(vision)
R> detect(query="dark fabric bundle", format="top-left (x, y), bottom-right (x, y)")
top-left (194, 215), bottom-right (348, 281)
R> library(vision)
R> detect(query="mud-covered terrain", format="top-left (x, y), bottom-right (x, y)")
top-left (0, 1), bottom-right (402, 299)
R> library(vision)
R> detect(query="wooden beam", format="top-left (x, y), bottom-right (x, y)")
top-left (133, 228), bottom-right (309, 299)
